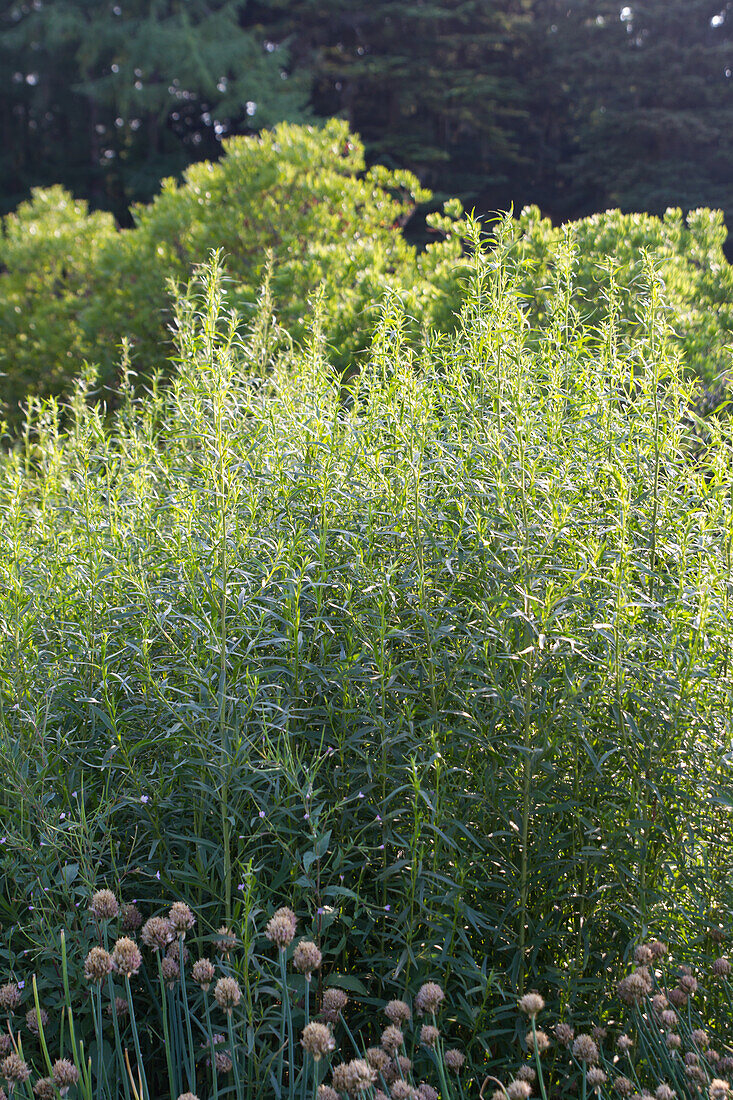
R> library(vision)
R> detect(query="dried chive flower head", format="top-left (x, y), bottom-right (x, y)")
top-left (192, 958), bottom-right (215, 991)
top-left (661, 1010), bottom-right (677, 1029)
top-left (214, 976), bottom-right (241, 1013)
top-left (141, 916), bottom-right (174, 952)
top-left (692, 1029), bottom-right (709, 1049)
top-left (301, 1022), bottom-right (336, 1061)
top-left (25, 1007), bottom-right (48, 1035)
top-left (444, 1049), bottom-right (465, 1072)
top-left (420, 1025), bottom-right (440, 1048)
top-left (678, 974), bottom-right (698, 996)
top-left (617, 1034), bottom-right (633, 1053)
top-left (395, 1055), bottom-right (411, 1076)
top-left (712, 957), bottom-right (731, 977)
top-left (34, 1079), bottom-right (55, 1100)
top-left (293, 941), bottom-right (322, 978)
top-left (634, 945), bottom-right (654, 966)
top-left (0, 985), bottom-right (21, 1013)
top-left (0, 1038), bottom-right (10, 1056)
top-left (167, 940), bottom-right (189, 966)
top-left (90, 889), bottom-right (119, 921)
top-left (177, 1095), bottom-right (200, 1100)
top-left (121, 903), bottom-right (143, 931)
top-left (518, 992), bottom-right (545, 1018)
top-left (84, 946), bottom-right (113, 984)
top-left (709, 1082), bottom-right (730, 1100)
top-left (347, 1060), bottom-right (377, 1094)
top-left (507, 1082), bottom-right (532, 1100)
top-left (108, 997), bottom-right (129, 1019)
top-left (322, 988), bottom-right (348, 1022)
top-left (555, 1022), bottom-right (574, 1046)
top-left (572, 1034), bottom-right (599, 1064)
top-left (1, 1053), bottom-right (30, 1084)
top-left (614, 1078), bottom-right (634, 1097)
top-left (215, 1050), bottom-right (233, 1074)
top-left (414, 982), bottom-right (445, 1016)
top-left (618, 969), bottom-right (653, 1005)
top-left (161, 957), bottom-right (180, 987)
top-left (587, 1068), bottom-right (607, 1089)
top-left (648, 940), bottom-right (667, 959)
top-left (215, 927), bottom-right (237, 956)
top-left (655, 1086), bottom-right (675, 1100)
top-left (526, 1030), bottom-right (550, 1054)
top-left (53, 1059), bottom-right (79, 1094)
top-left (666, 1032), bottom-right (681, 1050)
top-left (318, 1089), bottom-right (339, 1100)
top-left (265, 907), bottom-right (298, 949)
top-left (668, 988), bottom-right (688, 1008)
top-left (381, 1026), bottom-right (404, 1055)
top-left (517, 1066), bottom-right (536, 1083)
top-left (169, 902), bottom-right (195, 936)
top-left (385, 1000), bottom-right (411, 1025)
top-left (418, 1087), bottom-right (438, 1100)
top-left (391, 1083), bottom-right (411, 1100)
top-left (366, 1048), bottom-right (390, 1072)
top-left (112, 937), bottom-right (143, 977)
top-left (592, 1027), bottom-right (607, 1042)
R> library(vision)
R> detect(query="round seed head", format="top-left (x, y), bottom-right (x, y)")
top-left (301, 1022), bottom-right (336, 1061)
top-left (418, 1087), bottom-right (438, 1100)
top-left (25, 1007), bottom-right (48, 1036)
top-left (517, 1066), bottom-right (536, 1083)
top-left (108, 997), bottom-right (129, 1019)
top-left (634, 945), bottom-right (654, 966)
top-left (555, 1022), bottom-right (574, 1046)
top-left (614, 1078), bottom-right (634, 1097)
top-left (161, 957), bottom-right (180, 987)
top-left (648, 940), bottom-right (667, 959)
top-left (215, 1049), bottom-right (233, 1073)
top-left (34, 1078), bottom-right (55, 1099)
top-left (592, 1026), bottom-right (607, 1042)
top-left (420, 1024), bottom-right (439, 1048)
top-left (346, 1060), bottom-right (377, 1094)
top-left (395, 1055), bottom-right (411, 1076)
top-left (177, 1094), bottom-right (200, 1100)
top-left (692, 1029), bottom-right (709, 1049)
top-left (444, 1049), bottom-right (465, 1072)
top-left (617, 1034), bottom-right (633, 1052)
top-left (668, 988), bottom-right (687, 1008)
top-left (390, 1083), bottom-right (411, 1100)
top-left (666, 1032), bottom-right (681, 1050)
top-left (366, 1048), bottom-right (390, 1072)
top-left (518, 992), bottom-right (545, 1018)
top-left (85, 946), bottom-right (113, 984)
top-left (214, 976), bottom-right (241, 1012)
top-left (0, 1037), bottom-right (11, 1056)
top-left (293, 940), bottom-right (322, 977)
top-left (265, 908), bottom-right (297, 949)
top-left (121, 904), bottom-right (143, 932)
top-left (572, 1034), bottom-right (599, 1064)
top-left (618, 969), bottom-right (652, 1006)
top-left (678, 974), bottom-right (698, 996)
top-left (1, 1053), bottom-right (30, 1084)
top-left (526, 1029), bottom-right (550, 1054)
top-left (709, 1081), bottom-right (730, 1100)
top-left (655, 1086), bottom-right (675, 1100)
top-left (141, 916), bottom-right (174, 952)
top-left (322, 988), bottom-right (348, 1022)
top-left (112, 937), bottom-right (143, 977)
top-left (661, 1010), bottom-right (677, 1028)
top-left (192, 958), bottom-right (215, 991)
top-left (215, 926), bottom-right (237, 956)
top-left (319, 1089), bottom-right (340, 1100)
top-left (90, 889), bottom-right (119, 921)
top-left (587, 1068), bottom-right (607, 1089)
top-left (169, 902), bottom-right (195, 936)
top-left (381, 1026), bottom-right (404, 1055)
top-left (385, 1000), bottom-right (411, 1025)
top-left (712, 957), bottom-right (731, 977)
top-left (0, 985), bottom-right (21, 1013)
top-left (414, 982), bottom-right (444, 1016)
top-left (53, 1059), bottom-right (79, 1089)
top-left (167, 940), bottom-right (189, 966)
top-left (507, 1082), bottom-right (532, 1100)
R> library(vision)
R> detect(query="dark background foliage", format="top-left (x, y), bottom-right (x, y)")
top-left (3, 0), bottom-right (733, 233)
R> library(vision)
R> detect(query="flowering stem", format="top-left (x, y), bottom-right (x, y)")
top-left (227, 1009), bottom-right (244, 1100)
top-left (107, 973), bottom-right (132, 1100)
top-left (178, 934), bottom-right (196, 1092)
top-left (155, 956), bottom-right (176, 1100)
top-left (279, 949), bottom-right (295, 1100)
top-left (301, 983), bottom-right (310, 1100)
top-left (31, 974), bottom-right (54, 1078)
top-left (581, 1063), bottom-right (587, 1100)
top-left (203, 990), bottom-right (219, 1100)
top-left (531, 1019), bottom-right (548, 1100)
top-left (124, 975), bottom-right (150, 1100)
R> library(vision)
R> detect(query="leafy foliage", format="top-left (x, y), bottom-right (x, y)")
top-left (1, 237), bottom-right (732, 1082)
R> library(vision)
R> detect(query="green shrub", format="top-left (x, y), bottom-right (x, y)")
top-left (0, 121), bottom-right (463, 425)
top-left (1, 231), bottom-right (732, 1076)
